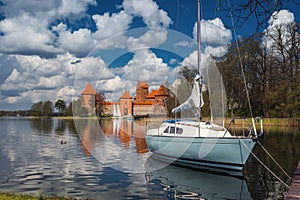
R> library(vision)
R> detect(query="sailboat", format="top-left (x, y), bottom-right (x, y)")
top-left (145, 0), bottom-right (263, 172)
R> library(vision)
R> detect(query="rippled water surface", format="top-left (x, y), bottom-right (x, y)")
top-left (0, 117), bottom-right (299, 199)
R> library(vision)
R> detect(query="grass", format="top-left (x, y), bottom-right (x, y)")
top-left (222, 117), bottom-right (300, 127)
top-left (0, 193), bottom-right (71, 200)
top-left (35, 115), bottom-right (300, 127)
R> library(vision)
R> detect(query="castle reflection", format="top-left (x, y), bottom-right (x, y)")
top-left (75, 119), bottom-right (148, 156)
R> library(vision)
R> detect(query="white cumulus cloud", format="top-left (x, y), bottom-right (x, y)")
top-left (192, 18), bottom-right (231, 57)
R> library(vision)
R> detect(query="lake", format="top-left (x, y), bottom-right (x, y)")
top-left (0, 117), bottom-right (299, 199)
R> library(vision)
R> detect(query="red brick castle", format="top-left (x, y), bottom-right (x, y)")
top-left (81, 81), bottom-right (169, 117)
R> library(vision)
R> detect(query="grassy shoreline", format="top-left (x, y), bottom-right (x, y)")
top-left (223, 117), bottom-right (300, 127)
top-left (1, 115), bottom-right (300, 127)
top-left (0, 193), bottom-right (70, 200)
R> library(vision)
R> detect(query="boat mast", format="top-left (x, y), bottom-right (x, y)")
top-left (197, 0), bottom-right (201, 74)
top-left (197, 0), bottom-right (202, 121)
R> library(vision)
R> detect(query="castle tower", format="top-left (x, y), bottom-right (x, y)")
top-left (81, 82), bottom-right (97, 115)
top-left (154, 85), bottom-right (169, 106)
top-left (135, 81), bottom-right (148, 102)
top-left (120, 90), bottom-right (133, 116)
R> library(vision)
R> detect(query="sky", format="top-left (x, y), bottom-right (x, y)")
top-left (0, 0), bottom-right (299, 110)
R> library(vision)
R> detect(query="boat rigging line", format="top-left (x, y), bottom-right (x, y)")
top-left (227, 0), bottom-right (257, 136)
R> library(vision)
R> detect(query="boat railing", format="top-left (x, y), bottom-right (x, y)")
top-left (226, 117), bottom-right (263, 138)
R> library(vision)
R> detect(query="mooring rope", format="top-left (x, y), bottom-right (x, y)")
top-left (240, 139), bottom-right (290, 189)
top-left (257, 140), bottom-right (291, 180)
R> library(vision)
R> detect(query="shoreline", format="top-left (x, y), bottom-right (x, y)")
top-left (1, 115), bottom-right (299, 127)
top-left (0, 193), bottom-right (69, 200)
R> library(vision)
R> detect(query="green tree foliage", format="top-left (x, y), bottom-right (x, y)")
top-left (55, 99), bottom-right (66, 116)
top-left (30, 101), bottom-right (54, 116)
top-left (43, 100), bottom-right (54, 116)
top-left (217, 21), bottom-right (300, 118)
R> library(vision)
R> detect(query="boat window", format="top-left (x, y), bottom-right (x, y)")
top-left (176, 127), bottom-right (183, 134)
top-left (166, 126), bottom-right (183, 134)
top-left (163, 127), bottom-right (169, 133)
top-left (170, 127), bottom-right (175, 133)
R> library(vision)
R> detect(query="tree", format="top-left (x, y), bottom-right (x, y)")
top-left (218, 0), bottom-right (299, 33)
top-left (217, 20), bottom-right (300, 118)
top-left (263, 22), bottom-right (300, 117)
top-left (65, 102), bottom-right (73, 116)
top-left (30, 101), bottom-right (44, 116)
top-left (55, 99), bottom-right (66, 116)
top-left (30, 101), bottom-right (53, 116)
top-left (95, 92), bottom-right (106, 117)
top-left (43, 100), bottom-right (54, 116)
top-left (179, 66), bottom-right (198, 84)
top-left (71, 98), bottom-right (88, 116)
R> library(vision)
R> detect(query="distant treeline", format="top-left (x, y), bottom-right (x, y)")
top-left (0, 110), bottom-right (39, 117)
top-left (0, 98), bottom-right (85, 117)
top-left (0, 97), bottom-right (106, 117)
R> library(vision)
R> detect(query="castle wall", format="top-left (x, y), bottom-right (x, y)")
top-left (120, 99), bottom-right (133, 116)
top-left (133, 104), bottom-right (167, 117)
top-left (82, 82), bottom-right (169, 117)
top-left (81, 94), bottom-right (96, 115)
top-left (133, 104), bottom-right (152, 116)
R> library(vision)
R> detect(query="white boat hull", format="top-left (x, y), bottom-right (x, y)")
top-left (145, 135), bottom-right (256, 171)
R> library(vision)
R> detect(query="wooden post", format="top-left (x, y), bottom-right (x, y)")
top-left (287, 161), bottom-right (300, 199)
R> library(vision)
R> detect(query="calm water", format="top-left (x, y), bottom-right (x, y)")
top-left (0, 117), bottom-right (299, 199)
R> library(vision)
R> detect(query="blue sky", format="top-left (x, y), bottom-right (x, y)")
top-left (0, 0), bottom-right (299, 110)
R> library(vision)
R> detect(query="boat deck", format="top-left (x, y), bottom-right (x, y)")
top-left (287, 161), bottom-right (300, 199)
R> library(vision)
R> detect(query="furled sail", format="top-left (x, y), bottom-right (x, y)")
top-left (172, 74), bottom-right (204, 113)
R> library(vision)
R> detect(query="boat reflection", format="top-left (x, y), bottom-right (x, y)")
top-left (145, 156), bottom-right (252, 200)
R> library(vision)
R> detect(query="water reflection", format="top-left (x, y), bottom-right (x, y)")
top-left (146, 157), bottom-right (252, 199)
top-left (54, 119), bottom-right (66, 135)
top-left (30, 118), bottom-right (53, 135)
top-left (1, 118), bottom-right (300, 199)
top-left (74, 118), bottom-right (149, 173)
top-left (243, 125), bottom-right (300, 199)
top-left (73, 119), bottom-right (103, 156)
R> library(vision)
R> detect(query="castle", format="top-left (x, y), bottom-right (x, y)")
top-left (81, 81), bottom-right (169, 117)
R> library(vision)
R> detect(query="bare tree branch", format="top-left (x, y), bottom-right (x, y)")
top-left (218, 0), bottom-right (299, 34)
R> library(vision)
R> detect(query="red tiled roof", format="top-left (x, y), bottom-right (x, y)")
top-left (81, 82), bottom-right (97, 95)
top-left (137, 81), bottom-right (148, 89)
top-left (102, 102), bottom-right (121, 105)
top-left (120, 90), bottom-right (132, 99)
top-left (146, 90), bottom-right (156, 98)
top-left (146, 85), bottom-right (168, 98)
top-left (156, 85), bottom-right (169, 96)
top-left (134, 101), bottom-right (154, 105)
